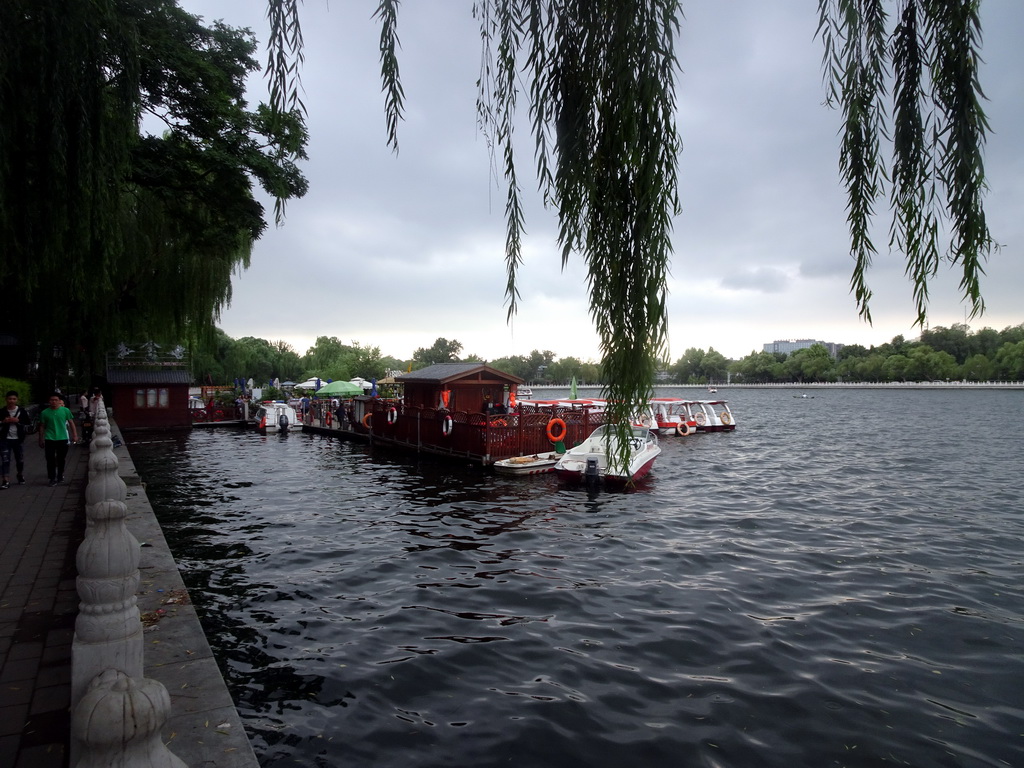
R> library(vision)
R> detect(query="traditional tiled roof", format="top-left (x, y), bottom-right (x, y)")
top-left (106, 369), bottom-right (193, 385)
top-left (397, 363), bottom-right (523, 385)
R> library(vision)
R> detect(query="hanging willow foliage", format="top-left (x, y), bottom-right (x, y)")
top-left (471, 1), bottom-right (682, 466)
top-left (268, 0), bottom-right (681, 470)
top-left (267, 2), bottom-right (994, 466)
top-left (817, 0), bottom-right (993, 326)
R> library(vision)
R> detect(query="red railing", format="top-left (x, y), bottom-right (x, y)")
top-left (354, 402), bottom-right (605, 463)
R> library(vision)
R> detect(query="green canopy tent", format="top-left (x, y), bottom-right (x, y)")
top-left (316, 380), bottom-right (362, 397)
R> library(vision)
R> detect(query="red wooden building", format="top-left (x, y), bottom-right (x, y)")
top-left (399, 362), bottom-right (523, 414)
top-left (106, 363), bottom-right (193, 430)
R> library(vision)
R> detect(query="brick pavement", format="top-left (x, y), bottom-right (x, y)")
top-left (0, 440), bottom-right (87, 768)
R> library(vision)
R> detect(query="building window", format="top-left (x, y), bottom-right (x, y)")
top-left (134, 388), bottom-right (170, 408)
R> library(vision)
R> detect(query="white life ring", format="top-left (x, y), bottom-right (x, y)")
top-left (720, 411), bottom-right (733, 425)
top-left (676, 422), bottom-right (690, 436)
top-left (387, 407), bottom-right (398, 425)
top-left (442, 415), bottom-right (453, 436)
top-left (694, 412), bottom-right (706, 426)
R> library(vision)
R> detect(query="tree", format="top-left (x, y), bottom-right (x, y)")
top-left (544, 357), bottom-right (583, 385)
top-left (920, 324), bottom-right (972, 364)
top-left (732, 351), bottom-right (783, 384)
top-left (993, 341), bottom-right (1024, 380)
top-left (702, 350), bottom-right (730, 383)
top-left (413, 338), bottom-right (463, 365)
top-left (303, 336), bottom-right (349, 375)
top-left (672, 348), bottom-right (706, 384)
top-left (961, 353), bottom-right (993, 382)
top-left (837, 344), bottom-right (870, 361)
top-left (0, 0), bottom-right (307, 387)
top-left (883, 354), bottom-right (911, 382)
top-left (488, 355), bottom-right (533, 382)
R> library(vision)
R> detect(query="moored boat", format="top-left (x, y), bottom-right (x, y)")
top-left (650, 397), bottom-right (699, 436)
top-left (494, 451), bottom-right (561, 476)
top-left (254, 401), bottom-right (298, 433)
top-left (554, 425), bottom-right (661, 486)
top-left (690, 400), bottom-right (736, 432)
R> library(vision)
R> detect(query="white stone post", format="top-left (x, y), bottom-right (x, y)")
top-left (72, 400), bottom-right (143, 705)
top-left (73, 669), bottom-right (186, 768)
top-left (71, 399), bottom-right (186, 767)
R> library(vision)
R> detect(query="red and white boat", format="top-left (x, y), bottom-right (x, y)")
top-left (650, 398), bottom-right (699, 436)
top-left (690, 400), bottom-right (736, 432)
top-left (554, 425), bottom-right (660, 486)
top-left (649, 398), bottom-right (737, 434)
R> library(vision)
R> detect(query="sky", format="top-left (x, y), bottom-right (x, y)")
top-left (175, 1), bottom-right (1024, 363)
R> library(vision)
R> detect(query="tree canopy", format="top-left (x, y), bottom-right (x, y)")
top-left (0, 0), bottom-right (308, 387)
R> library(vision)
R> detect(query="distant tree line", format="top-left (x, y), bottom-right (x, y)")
top-left (190, 333), bottom-right (607, 388)
top-left (724, 324), bottom-right (1024, 384)
top-left (193, 324), bottom-right (1024, 391)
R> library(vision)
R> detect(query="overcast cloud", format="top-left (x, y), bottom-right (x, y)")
top-left (177, 1), bottom-right (1024, 362)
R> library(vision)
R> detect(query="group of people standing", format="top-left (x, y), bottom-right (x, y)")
top-left (1, 387), bottom-right (101, 489)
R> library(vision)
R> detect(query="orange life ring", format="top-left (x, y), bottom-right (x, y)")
top-left (676, 422), bottom-right (690, 436)
top-left (387, 407), bottom-right (398, 425)
top-left (362, 412), bottom-right (372, 428)
top-left (720, 411), bottom-right (733, 425)
top-left (546, 418), bottom-right (567, 442)
top-left (442, 415), bottom-right (453, 436)
top-left (491, 418), bottom-right (507, 427)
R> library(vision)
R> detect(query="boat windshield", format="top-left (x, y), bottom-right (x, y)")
top-left (589, 425), bottom-right (651, 442)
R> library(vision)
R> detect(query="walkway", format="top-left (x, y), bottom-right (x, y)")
top-left (0, 442), bottom-right (87, 768)
top-left (1, 431), bottom-right (259, 768)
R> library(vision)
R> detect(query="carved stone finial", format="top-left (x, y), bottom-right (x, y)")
top-left (72, 669), bottom-right (186, 768)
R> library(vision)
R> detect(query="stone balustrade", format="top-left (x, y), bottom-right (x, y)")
top-left (70, 399), bottom-right (186, 767)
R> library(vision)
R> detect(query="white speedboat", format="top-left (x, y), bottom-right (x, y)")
top-left (254, 401), bottom-right (298, 433)
top-left (554, 425), bottom-right (660, 486)
top-left (494, 451), bottom-right (561, 476)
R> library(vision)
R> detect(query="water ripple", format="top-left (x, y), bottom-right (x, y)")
top-left (131, 389), bottom-right (1024, 768)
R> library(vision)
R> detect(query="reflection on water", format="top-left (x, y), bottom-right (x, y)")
top-left (130, 388), bottom-right (1024, 768)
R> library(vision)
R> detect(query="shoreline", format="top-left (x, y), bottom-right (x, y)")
top-left (530, 381), bottom-right (1024, 390)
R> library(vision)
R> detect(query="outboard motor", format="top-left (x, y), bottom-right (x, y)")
top-left (278, 413), bottom-right (290, 432)
top-left (584, 455), bottom-right (601, 485)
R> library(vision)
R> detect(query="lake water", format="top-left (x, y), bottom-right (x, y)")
top-left (128, 387), bottom-right (1024, 767)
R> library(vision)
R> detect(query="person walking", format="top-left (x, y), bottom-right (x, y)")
top-left (0, 390), bottom-right (33, 489)
top-left (82, 387), bottom-right (102, 443)
top-left (38, 392), bottom-right (78, 486)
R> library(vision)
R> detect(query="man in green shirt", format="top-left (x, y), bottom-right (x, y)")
top-left (38, 392), bottom-right (77, 486)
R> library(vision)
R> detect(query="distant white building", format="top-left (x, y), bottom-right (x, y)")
top-left (762, 339), bottom-right (844, 358)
